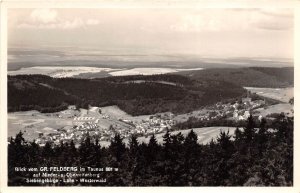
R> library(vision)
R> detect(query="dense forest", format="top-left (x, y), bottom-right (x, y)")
top-left (172, 117), bottom-right (248, 131)
top-left (8, 115), bottom-right (293, 186)
top-left (8, 74), bottom-right (246, 115)
top-left (176, 67), bottom-right (294, 88)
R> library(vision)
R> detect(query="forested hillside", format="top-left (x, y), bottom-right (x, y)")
top-left (249, 67), bottom-right (294, 85)
top-left (176, 67), bottom-right (293, 88)
top-left (8, 74), bottom-right (246, 115)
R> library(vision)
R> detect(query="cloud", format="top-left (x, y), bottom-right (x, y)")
top-left (17, 9), bottom-right (100, 29)
top-left (250, 9), bottom-right (293, 31)
top-left (169, 10), bottom-right (249, 32)
top-left (86, 19), bottom-right (100, 25)
top-left (30, 9), bottom-right (58, 24)
top-left (169, 9), bottom-right (293, 33)
top-left (255, 21), bottom-right (293, 30)
top-left (259, 8), bottom-right (293, 18)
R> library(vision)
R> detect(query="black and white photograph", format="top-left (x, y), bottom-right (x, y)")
top-left (0, 1), bottom-right (298, 190)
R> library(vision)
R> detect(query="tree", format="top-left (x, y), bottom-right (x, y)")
top-left (213, 130), bottom-right (234, 185)
top-left (234, 127), bottom-right (243, 141)
top-left (91, 138), bottom-right (102, 168)
top-left (272, 113), bottom-right (291, 141)
top-left (244, 115), bottom-right (256, 142)
top-left (184, 129), bottom-right (198, 147)
top-left (148, 134), bottom-right (159, 151)
top-left (79, 133), bottom-right (94, 166)
top-left (7, 115), bottom-right (294, 186)
top-left (289, 97), bottom-right (294, 105)
top-left (217, 130), bottom-right (233, 153)
top-left (183, 129), bottom-right (200, 185)
top-left (42, 142), bottom-right (54, 166)
top-left (162, 129), bottom-right (172, 159)
top-left (14, 131), bottom-right (26, 146)
top-left (109, 134), bottom-right (126, 163)
top-left (127, 135), bottom-right (140, 185)
top-left (129, 135), bottom-right (139, 155)
top-left (66, 140), bottom-right (78, 165)
top-left (146, 134), bottom-right (160, 165)
top-left (256, 118), bottom-right (268, 154)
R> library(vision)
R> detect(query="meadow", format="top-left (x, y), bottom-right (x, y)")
top-left (244, 87), bottom-right (293, 103)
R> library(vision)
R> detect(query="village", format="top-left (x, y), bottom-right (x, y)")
top-left (207, 97), bottom-right (266, 121)
top-left (32, 94), bottom-right (273, 147)
top-left (34, 107), bottom-right (176, 147)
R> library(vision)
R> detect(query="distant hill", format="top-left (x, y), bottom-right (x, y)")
top-left (175, 67), bottom-right (293, 88)
top-left (8, 74), bottom-right (246, 115)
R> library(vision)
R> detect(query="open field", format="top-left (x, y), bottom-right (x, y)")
top-left (8, 66), bottom-right (122, 78)
top-left (8, 111), bottom-right (74, 141)
top-left (8, 66), bottom-right (203, 78)
top-left (109, 67), bottom-right (203, 76)
top-left (173, 109), bottom-right (211, 122)
top-left (100, 105), bottom-right (151, 122)
top-left (253, 103), bottom-right (294, 117)
top-left (244, 87), bottom-right (293, 103)
top-left (100, 105), bottom-right (131, 119)
top-left (8, 106), bottom-right (136, 141)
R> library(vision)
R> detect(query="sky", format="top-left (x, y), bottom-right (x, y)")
top-left (8, 8), bottom-right (294, 58)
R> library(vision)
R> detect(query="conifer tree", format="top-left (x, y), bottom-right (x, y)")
top-left (109, 134), bottom-right (126, 163)
top-left (244, 115), bottom-right (256, 142)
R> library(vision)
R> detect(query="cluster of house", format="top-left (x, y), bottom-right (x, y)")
top-left (35, 114), bottom-right (176, 146)
top-left (231, 98), bottom-right (265, 120)
top-left (100, 115), bottom-right (176, 140)
top-left (35, 120), bottom-right (101, 146)
top-left (132, 116), bottom-right (176, 135)
top-left (34, 97), bottom-right (265, 146)
top-left (206, 97), bottom-right (266, 121)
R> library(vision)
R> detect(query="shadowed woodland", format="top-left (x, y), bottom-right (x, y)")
top-left (8, 115), bottom-right (293, 186)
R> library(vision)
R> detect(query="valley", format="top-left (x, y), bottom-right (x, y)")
top-left (7, 67), bottom-right (294, 147)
